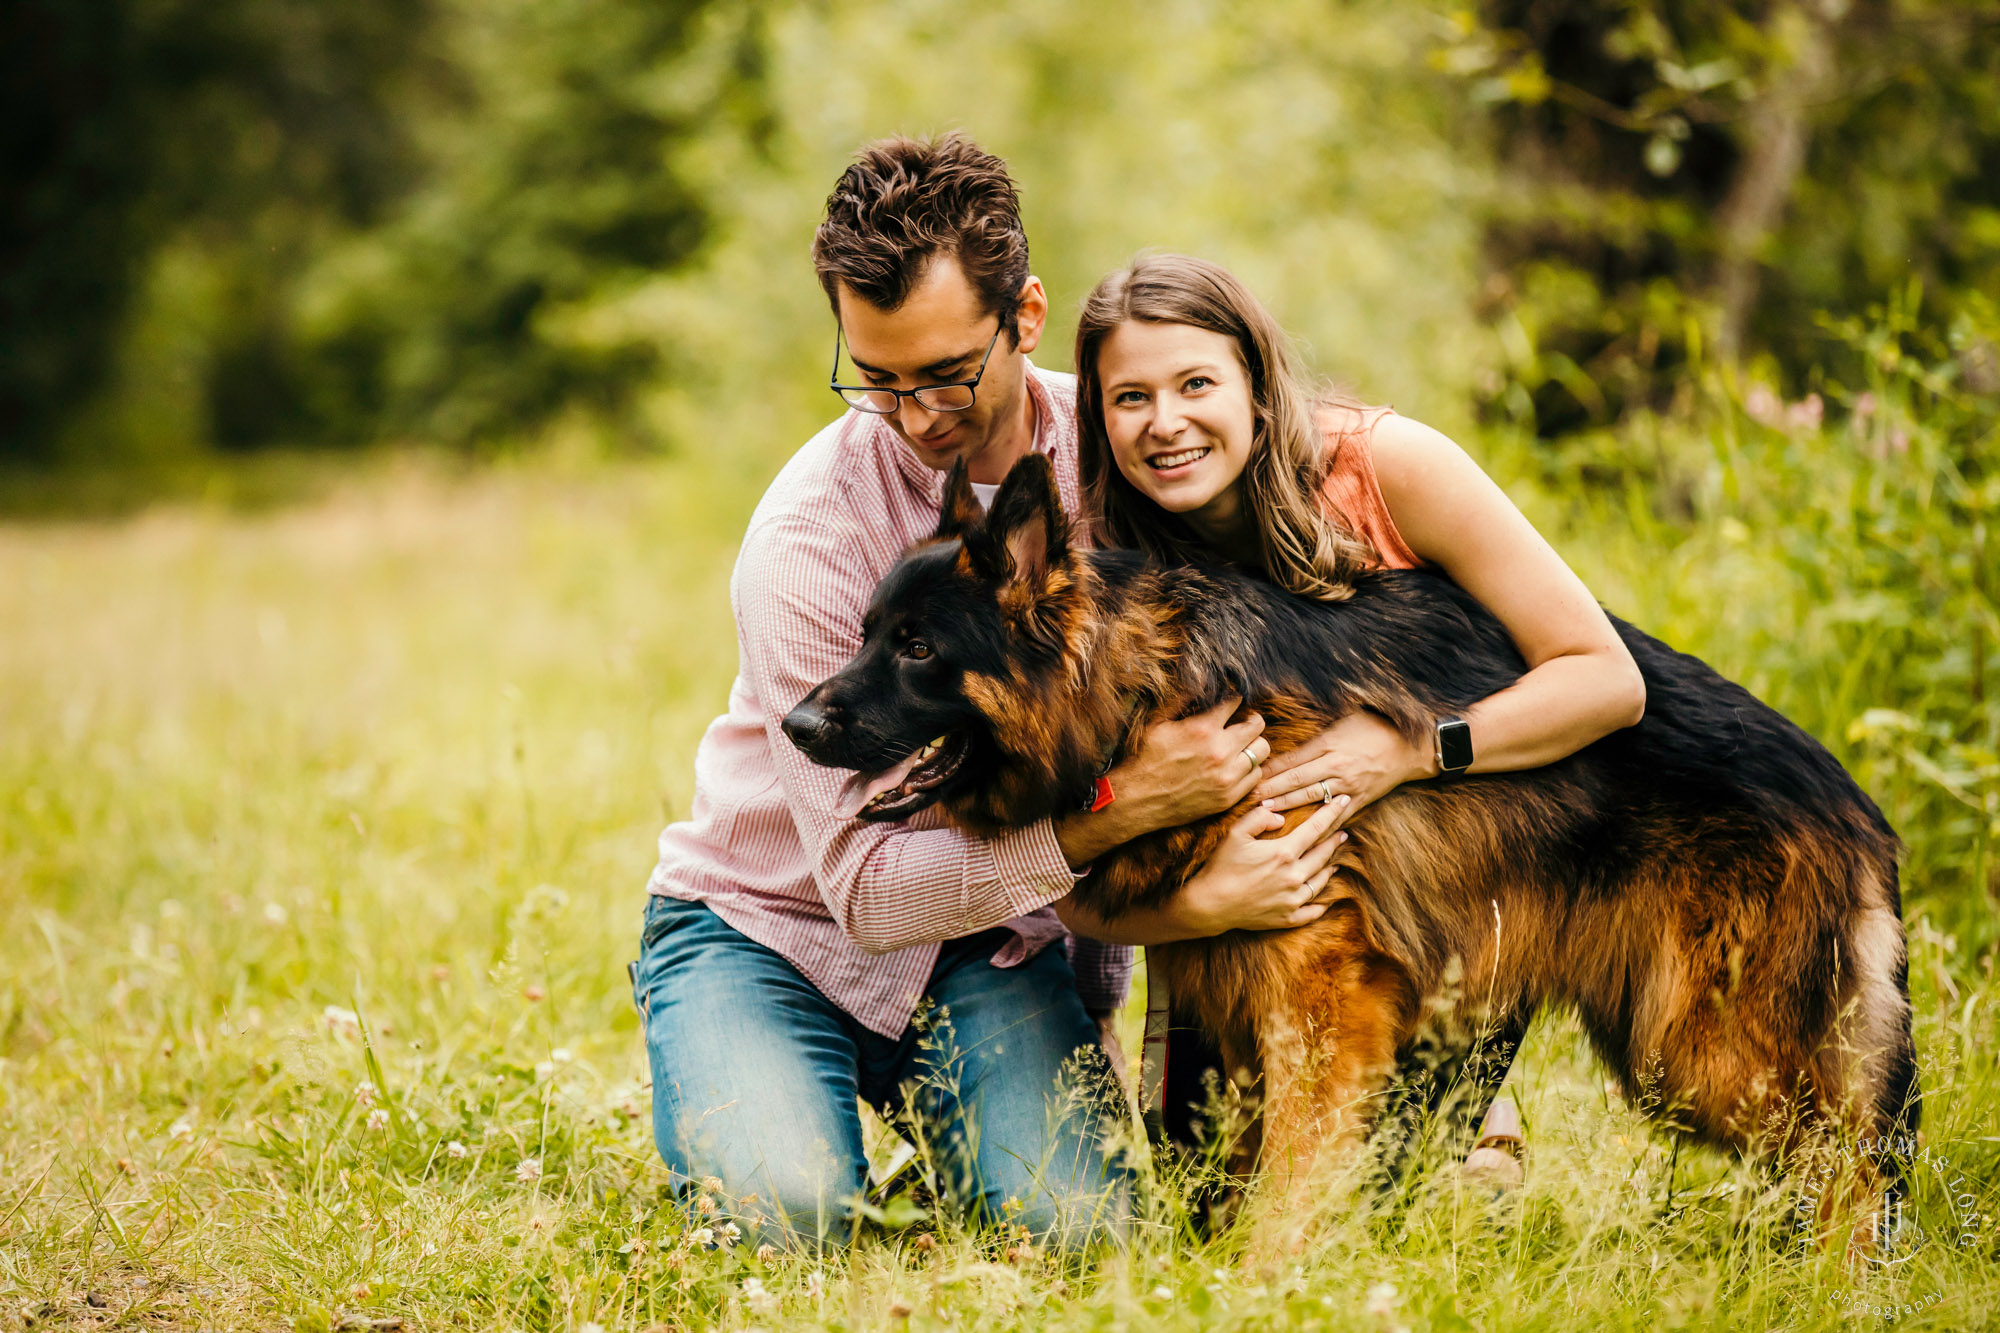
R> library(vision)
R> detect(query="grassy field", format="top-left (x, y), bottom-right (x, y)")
top-left (2, 408), bottom-right (1996, 1330)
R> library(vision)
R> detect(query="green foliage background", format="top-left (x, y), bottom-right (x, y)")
top-left (9, 0), bottom-right (1999, 466)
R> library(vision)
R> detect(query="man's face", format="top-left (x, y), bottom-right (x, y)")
top-left (835, 256), bottom-right (1046, 483)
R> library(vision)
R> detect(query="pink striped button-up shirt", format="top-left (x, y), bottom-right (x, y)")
top-left (647, 364), bottom-right (1134, 1037)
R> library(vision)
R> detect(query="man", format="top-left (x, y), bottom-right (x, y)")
top-left (631, 133), bottom-right (1344, 1247)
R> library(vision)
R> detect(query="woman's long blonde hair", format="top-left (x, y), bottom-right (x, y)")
top-left (1074, 253), bottom-right (1378, 602)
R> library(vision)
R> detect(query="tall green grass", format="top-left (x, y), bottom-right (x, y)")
top-left (2, 328), bottom-right (1994, 1328)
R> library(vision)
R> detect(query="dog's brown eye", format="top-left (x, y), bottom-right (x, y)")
top-left (906, 640), bottom-right (932, 660)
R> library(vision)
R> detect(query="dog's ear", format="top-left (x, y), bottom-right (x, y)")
top-left (933, 458), bottom-right (984, 542)
top-left (974, 452), bottom-right (1071, 588)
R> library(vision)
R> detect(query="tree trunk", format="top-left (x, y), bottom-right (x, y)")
top-left (1711, 2), bottom-right (1848, 363)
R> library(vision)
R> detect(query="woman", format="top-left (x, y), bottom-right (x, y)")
top-left (1073, 253), bottom-right (1648, 1182)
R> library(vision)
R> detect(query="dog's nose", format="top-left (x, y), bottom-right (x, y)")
top-left (782, 700), bottom-right (834, 751)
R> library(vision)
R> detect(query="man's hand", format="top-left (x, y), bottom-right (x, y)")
top-left (1055, 697), bottom-right (1268, 869)
top-left (1252, 711), bottom-right (1432, 818)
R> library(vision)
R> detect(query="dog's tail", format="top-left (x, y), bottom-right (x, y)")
top-left (1820, 852), bottom-right (1921, 1195)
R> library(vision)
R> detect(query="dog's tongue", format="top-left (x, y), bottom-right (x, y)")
top-left (834, 748), bottom-right (930, 819)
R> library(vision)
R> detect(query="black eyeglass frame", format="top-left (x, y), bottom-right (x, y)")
top-left (829, 324), bottom-right (1004, 415)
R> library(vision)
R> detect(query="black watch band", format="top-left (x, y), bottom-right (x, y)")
top-left (1435, 718), bottom-right (1474, 776)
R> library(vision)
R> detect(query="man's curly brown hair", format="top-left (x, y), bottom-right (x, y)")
top-left (813, 132), bottom-right (1031, 345)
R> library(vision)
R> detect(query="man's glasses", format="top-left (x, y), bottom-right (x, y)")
top-left (830, 325), bottom-right (1002, 415)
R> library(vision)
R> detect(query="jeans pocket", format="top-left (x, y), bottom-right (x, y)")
top-left (639, 893), bottom-right (685, 951)
top-left (633, 895), bottom-right (699, 1015)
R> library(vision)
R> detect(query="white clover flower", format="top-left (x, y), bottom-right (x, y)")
top-left (515, 1156), bottom-right (542, 1184)
top-left (321, 1005), bottom-right (360, 1035)
top-left (689, 1226), bottom-right (717, 1249)
top-left (168, 1117), bottom-right (193, 1140)
top-left (444, 1140), bottom-right (468, 1159)
top-left (719, 1220), bottom-right (743, 1246)
top-left (805, 1270), bottom-right (826, 1300)
top-left (743, 1277), bottom-right (779, 1318)
top-left (695, 1192), bottom-right (717, 1216)
top-left (550, 1047), bottom-right (573, 1064)
top-left (366, 1108), bottom-right (389, 1132)
top-left (263, 902), bottom-right (289, 925)
top-left (579, 1323), bottom-right (605, 1333)
top-left (619, 1235), bottom-right (650, 1257)
top-left (1364, 1281), bottom-right (1400, 1318)
top-left (1150, 1285), bottom-right (1173, 1301)
top-left (701, 1175), bottom-right (725, 1193)
top-left (355, 1081), bottom-right (378, 1106)
top-left (534, 1060), bottom-right (557, 1080)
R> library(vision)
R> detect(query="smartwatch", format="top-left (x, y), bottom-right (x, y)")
top-left (1434, 718), bottom-right (1474, 777)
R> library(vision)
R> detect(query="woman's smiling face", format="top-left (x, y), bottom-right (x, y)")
top-left (1097, 319), bottom-right (1257, 520)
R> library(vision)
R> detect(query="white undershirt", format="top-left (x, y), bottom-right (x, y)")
top-left (969, 407), bottom-right (1043, 512)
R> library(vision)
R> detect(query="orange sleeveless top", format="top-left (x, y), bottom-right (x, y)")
top-left (1319, 406), bottom-right (1422, 571)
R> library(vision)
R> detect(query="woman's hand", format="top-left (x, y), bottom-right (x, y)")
top-left (1170, 797), bottom-right (1351, 935)
top-left (1251, 711), bottom-right (1432, 816)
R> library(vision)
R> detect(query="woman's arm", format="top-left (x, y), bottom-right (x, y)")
top-left (1256, 413), bottom-right (1645, 813)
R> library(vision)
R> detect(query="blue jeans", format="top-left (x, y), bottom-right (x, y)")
top-left (631, 895), bottom-right (1132, 1249)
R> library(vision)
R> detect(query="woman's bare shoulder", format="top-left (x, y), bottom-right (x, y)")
top-left (1315, 400), bottom-right (1388, 440)
top-left (1362, 412), bottom-right (1480, 491)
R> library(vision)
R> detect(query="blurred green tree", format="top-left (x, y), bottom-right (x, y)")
top-left (288, 0), bottom-right (770, 449)
top-left (1443, 0), bottom-right (2000, 435)
top-left (2, 0), bottom-right (760, 463)
top-left (2, 0), bottom-right (438, 462)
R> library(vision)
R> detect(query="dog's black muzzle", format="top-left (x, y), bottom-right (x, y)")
top-left (780, 698), bottom-right (836, 755)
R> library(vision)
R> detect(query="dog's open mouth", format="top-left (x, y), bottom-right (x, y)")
top-left (834, 733), bottom-right (967, 820)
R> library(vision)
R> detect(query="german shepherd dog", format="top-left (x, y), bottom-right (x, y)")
top-left (782, 453), bottom-right (1918, 1242)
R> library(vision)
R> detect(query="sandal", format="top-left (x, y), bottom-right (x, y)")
top-left (1459, 1095), bottom-right (1525, 1193)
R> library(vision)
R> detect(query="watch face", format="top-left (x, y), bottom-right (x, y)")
top-left (1438, 719), bottom-right (1474, 772)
